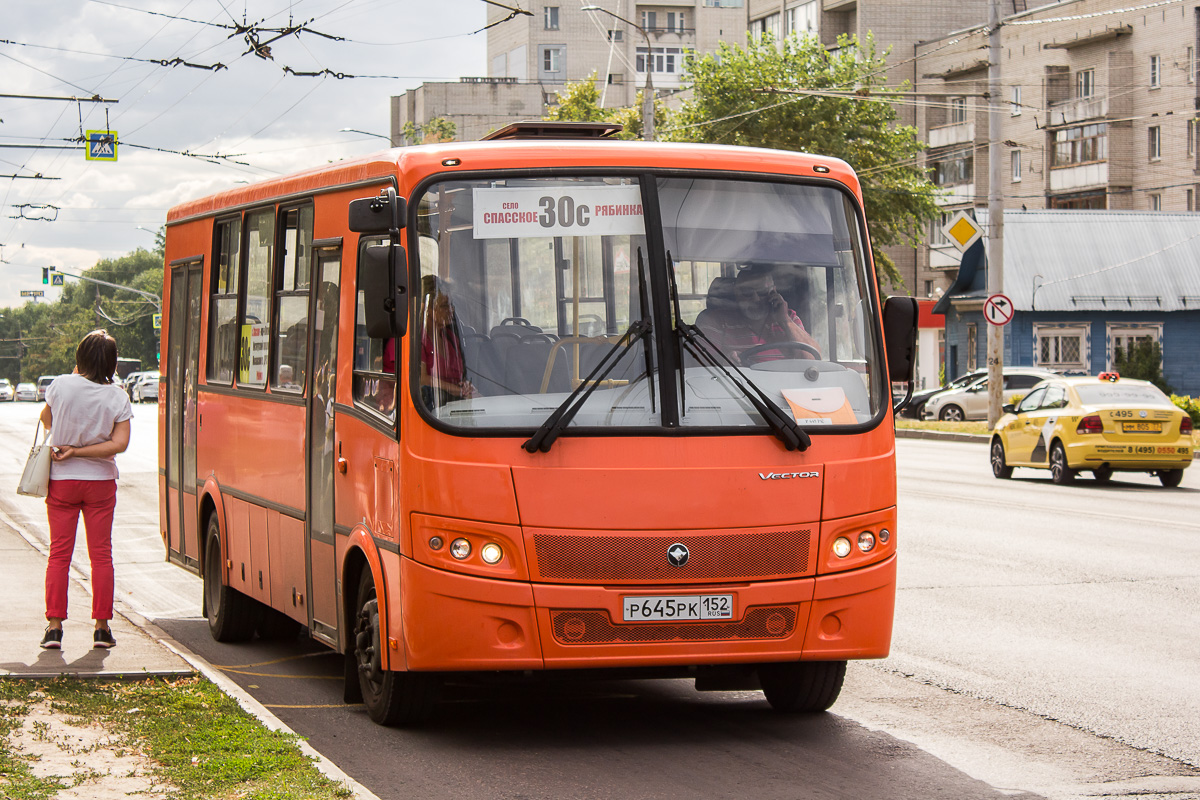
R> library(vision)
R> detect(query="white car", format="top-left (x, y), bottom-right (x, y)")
top-left (922, 368), bottom-right (1058, 421)
top-left (132, 373), bottom-right (160, 403)
top-left (0, 379), bottom-right (12, 401)
top-left (15, 382), bottom-right (37, 401)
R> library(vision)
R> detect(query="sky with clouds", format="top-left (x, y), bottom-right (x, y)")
top-left (1, 0), bottom-right (490, 310)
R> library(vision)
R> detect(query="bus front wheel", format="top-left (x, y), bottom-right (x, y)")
top-left (758, 660), bottom-right (846, 712)
top-left (353, 570), bottom-right (438, 726)
top-left (203, 518), bottom-right (258, 643)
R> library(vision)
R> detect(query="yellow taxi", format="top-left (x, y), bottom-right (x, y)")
top-left (990, 373), bottom-right (1194, 487)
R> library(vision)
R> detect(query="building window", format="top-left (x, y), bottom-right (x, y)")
top-left (703, 0), bottom-right (744, 6)
top-left (636, 47), bottom-right (682, 75)
top-left (752, 12), bottom-right (781, 40)
top-left (1189, 47), bottom-right (1195, 83)
top-left (1051, 123), bottom-right (1107, 167)
top-left (1035, 325), bottom-right (1088, 371)
top-left (931, 148), bottom-right (974, 186)
top-left (666, 11), bottom-right (686, 32)
top-left (949, 97), bottom-right (967, 124)
top-left (924, 279), bottom-right (934, 297)
top-left (1107, 323), bottom-right (1162, 371)
top-left (1190, 119), bottom-right (1197, 157)
top-left (642, 11), bottom-right (657, 30)
top-left (1149, 126), bottom-right (1161, 160)
top-left (1150, 55), bottom-right (1161, 88)
top-left (966, 324), bottom-right (977, 372)
top-left (544, 6), bottom-right (559, 30)
top-left (786, 1), bottom-right (818, 36)
top-left (607, 29), bottom-right (623, 42)
top-left (1189, 188), bottom-right (1195, 211)
top-left (1048, 190), bottom-right (1106, 209)
top-left (543, 47), bottom-right (561, 73)
top-left (1011, 150), bottom-right (1022, 182)
top-left (1076, 68), bottom-right (1094, 99)
top-left (1149, 193), bottom-right (1162, 211)
top-left (607, 72), bottom-right (624, 85)
top-left (1011, 85), bottom-right (1022, 116)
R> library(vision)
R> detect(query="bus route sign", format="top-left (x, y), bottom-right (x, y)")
top-left (473, 185), bottom-right (645, 239)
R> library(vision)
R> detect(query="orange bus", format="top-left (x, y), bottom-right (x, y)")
top-left (160, 122), bottom-right (917, 725)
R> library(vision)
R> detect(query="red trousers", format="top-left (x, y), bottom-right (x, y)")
top-left (44, 479), bottom-right (117, 621)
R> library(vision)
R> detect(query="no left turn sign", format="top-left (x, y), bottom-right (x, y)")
top-left (984, 293), bottom-right (1014, 326)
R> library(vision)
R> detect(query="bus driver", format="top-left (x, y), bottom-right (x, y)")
top-left (699, 266), bottom-right (821, 364)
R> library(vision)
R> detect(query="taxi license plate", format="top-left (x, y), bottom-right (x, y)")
top-left (622, 594), bottom-right (733, 622)
top-left (1121, 421), bottom-right (1162, 433)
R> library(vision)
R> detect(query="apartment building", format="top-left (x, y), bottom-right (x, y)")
top-left (916, 0), bottom-right (1199, 297)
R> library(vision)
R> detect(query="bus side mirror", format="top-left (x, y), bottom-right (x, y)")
top-left (349, 189), bottom-right (407, 234)
top-left (360, 243), bottom-right (409, 338)
top-left (882, 296), bottom-right (918, 384)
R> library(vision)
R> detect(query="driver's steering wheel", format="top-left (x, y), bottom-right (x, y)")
top-left (738, 340), bottom-right (821, 363)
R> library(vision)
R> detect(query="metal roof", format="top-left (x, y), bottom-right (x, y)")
top-left (969, 210), bottom-right (1200, 313)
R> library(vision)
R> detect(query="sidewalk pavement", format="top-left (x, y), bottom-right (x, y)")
top-left (0, 515), bottom-right (193, 679)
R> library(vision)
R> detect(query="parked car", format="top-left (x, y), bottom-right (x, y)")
top-left (15, 382), bottom-right (37, 401)
top-left (900, 368), bottom-right (989, 419)
top-left (991, 373), bottom-right (1193, 487)
top-left (36, 375), bottom-right (57, 401)
top-left (132, 373), bottom-right (159, 403)
top-left (922, 367), bottom-right (1058, 422)
top-left (0, 379), bottom-right (12, 402)
top-left (123, 371), bottom-right (152, 399)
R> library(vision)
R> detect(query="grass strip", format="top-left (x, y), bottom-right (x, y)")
top-left (0, 676), bottom-right (353, 800)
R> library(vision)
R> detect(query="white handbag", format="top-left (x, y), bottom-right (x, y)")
top-left (17, 422), bottom-right (53, 498)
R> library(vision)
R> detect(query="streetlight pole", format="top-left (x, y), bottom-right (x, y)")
top-left (582, 6), bottom-right (655, 141)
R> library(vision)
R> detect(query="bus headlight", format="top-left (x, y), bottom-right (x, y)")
top-left (857, 531), bottom-right (876, 552)
top-left (450, 538), bottom-right (471, 560)
top-left (480, 543), bottom-right (503, 564)
top-left (832, 537), bottom-right (852, 558)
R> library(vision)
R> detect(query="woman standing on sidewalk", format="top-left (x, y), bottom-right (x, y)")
top-left (38, 330), bottom-right (132, 650)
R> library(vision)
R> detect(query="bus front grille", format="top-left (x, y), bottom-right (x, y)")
top-left (550, 606), bottom-right (799, 645)
top-left (531, 529), bottom-right (812, 583)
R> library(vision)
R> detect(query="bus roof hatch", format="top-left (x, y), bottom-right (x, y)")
top-left (482, 121), bottom-right (624, 141)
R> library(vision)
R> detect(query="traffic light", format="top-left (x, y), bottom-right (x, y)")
top-left (42, 267), bottom-right (49, 284)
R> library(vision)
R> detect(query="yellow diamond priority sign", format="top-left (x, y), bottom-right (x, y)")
top-left (942, 210), bottom-right (983, 253)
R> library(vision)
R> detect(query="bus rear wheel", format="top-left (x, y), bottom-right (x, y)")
top-left (203, 517), bottom-right (258, 643)
top-left (758, 660), bottom-right (846, 712)
top-left (353, 570), bottom-right (437, 726)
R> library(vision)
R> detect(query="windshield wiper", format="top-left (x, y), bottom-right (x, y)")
top-left (665, 261), bottom-right (810, 452)
top-left (523, 252), bottom-right (654, 454)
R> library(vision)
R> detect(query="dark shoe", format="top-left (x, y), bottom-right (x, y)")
top-left (40, 627), bottom-right (63, 649)
top-left (93, 628), bottom-right (116, 649)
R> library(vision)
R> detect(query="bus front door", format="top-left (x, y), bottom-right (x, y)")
top-left (305, 247), bottom-right (341, 644)
top-left (165, 260), bottom-right (202, 568)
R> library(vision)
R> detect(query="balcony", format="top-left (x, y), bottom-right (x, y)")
top-left (935, 183), bottom-right (975, 206)
top-left (1045, 95), bottom-right (1108, 127)
top-left (929, 122), bottom-right (974, 149)
top-left (1049, 162), bottom-right (1108, 192)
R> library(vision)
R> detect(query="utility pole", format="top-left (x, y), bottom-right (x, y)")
top-left (986, 0), bottom-right (1005, 428)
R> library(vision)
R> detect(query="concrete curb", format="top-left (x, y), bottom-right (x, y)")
top-left (896, 428), bottom-right (989, 444)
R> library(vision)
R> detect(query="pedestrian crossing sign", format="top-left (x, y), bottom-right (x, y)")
top-left (51, 273), bottom-right (64, 286)
top-left (85, 130), bottom-right (118, 162)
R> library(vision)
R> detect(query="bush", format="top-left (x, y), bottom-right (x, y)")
top-left (1114, 340), bottom-right (1172, 394)
top-left (1171, 394), bottom-right (1200, 425)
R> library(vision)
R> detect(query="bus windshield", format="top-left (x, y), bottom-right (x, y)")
top-left (412, 174), bottom-right (884, 432)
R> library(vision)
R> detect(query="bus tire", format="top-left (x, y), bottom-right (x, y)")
top-left (353, 570), bottom-right (437, 726)
top-left (204, 518), bottom-right (259, 643)
top-left (758, 660), bottom-right (846, 713)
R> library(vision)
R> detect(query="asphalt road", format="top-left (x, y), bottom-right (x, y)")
top-left (2, 399), bottom-right (1198, 799)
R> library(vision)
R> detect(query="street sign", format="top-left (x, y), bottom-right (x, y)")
top-left (942, 210), bottom-right (983, 253)
top-left (152, 313), bottom-right (162, 330)
top-left (51, 273), bottom-right (64, 286)
top-left (85, 130), bottom-right (118, 162)
top-left (984, 293), bottom-right (1015, 326)
top-left (19, 290), bottom-right (44, 298)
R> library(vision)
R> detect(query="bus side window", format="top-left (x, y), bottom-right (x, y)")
top-left (272, 205), bottom-right (313, 393)
top-left (352, 237), bottom-right (397, 421)
top-left (207, 218), bottom-right (240, 384)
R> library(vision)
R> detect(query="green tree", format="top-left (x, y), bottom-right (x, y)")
top-left (1114, 339), bottom-right (1172, 394)
top-left (664, 34), bottom-right (941, 289)
top-left (543, 72), bottom-right (667, 140)
top-left (402, 117), bottom-right (457, 144)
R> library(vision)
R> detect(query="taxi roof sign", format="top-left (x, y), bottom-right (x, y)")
top-left (85, 130), bottom-right (118, 162)
top-left (942, 210), bottom-right (983, 253)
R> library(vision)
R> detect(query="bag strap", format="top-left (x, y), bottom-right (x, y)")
top-left (33, 420), bottom-right (49, 446)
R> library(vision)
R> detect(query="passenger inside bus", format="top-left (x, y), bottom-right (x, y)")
top-left (697, 266), bottom-right (821, 364)
top-left (419, 276), bottom-right (478, 409)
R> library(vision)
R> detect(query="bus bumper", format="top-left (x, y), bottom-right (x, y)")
top-left (399, 555), bottom-right (895, 671)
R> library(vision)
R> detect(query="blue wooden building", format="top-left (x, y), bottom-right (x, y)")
top-left (933, 210), bottom-right (1200, 396)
